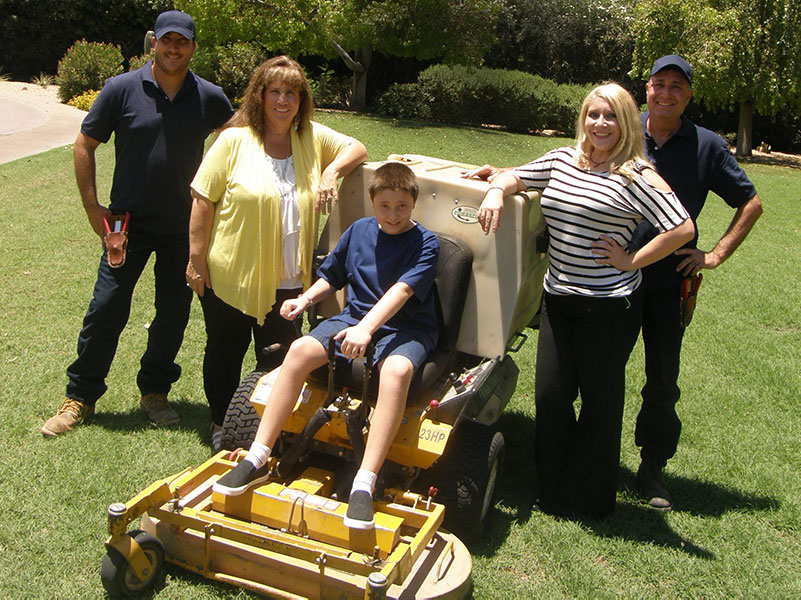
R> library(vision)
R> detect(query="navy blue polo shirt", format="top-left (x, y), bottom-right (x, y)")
top-left (81, 62), bottom-right (233, 235)
top-left (634, 113), bottom-right (757, 289)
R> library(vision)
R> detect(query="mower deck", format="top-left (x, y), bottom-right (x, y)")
top-left (106, 452), bottom-right (471, 599)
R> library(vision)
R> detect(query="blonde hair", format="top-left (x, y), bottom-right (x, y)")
top-left (574, 83), bottom-right (648, 182)
top-left (225, 55), bottom-right (314, 139)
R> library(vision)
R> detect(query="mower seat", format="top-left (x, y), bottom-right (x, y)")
top-left (310, 232), bottom-right (473, 402)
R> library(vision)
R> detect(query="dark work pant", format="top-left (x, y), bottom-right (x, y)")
top-left (66, 230), bottom-right (192, 405)
top-left (534, 289), bottom-right (643, 518)
top-left (199, 287), bottom-right (301, 425)
top-left (634, 284), bottom-right (685, 465)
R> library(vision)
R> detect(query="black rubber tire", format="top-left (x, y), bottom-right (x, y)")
top-left (220, 370), bottom-right (266, 450)
top-left (427, 421), bottom-right (505, 544)
top-left (100, 530), bottom-right (164, 597)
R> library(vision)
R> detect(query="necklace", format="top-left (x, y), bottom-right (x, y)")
top-left (584, 153), bottom-right (607, 168)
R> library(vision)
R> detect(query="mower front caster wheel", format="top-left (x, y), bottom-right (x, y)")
top-left (100, 530), bottom-right (164, 597)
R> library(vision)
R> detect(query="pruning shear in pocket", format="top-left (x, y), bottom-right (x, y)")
top-left (103, 212), bottom-right (130, 268)
top-left (679, 272), bottom-right (703, 328)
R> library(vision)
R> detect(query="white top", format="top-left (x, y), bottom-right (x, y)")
top-left (265, 154), bottom-right (302, 289)
top-left (514, 147), bottom-right (689, 297)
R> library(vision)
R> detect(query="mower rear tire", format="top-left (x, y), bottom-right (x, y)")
top-left (428, 420), bottom-right (505, 544)
top-left (220, 370), bottom-right (265, 450)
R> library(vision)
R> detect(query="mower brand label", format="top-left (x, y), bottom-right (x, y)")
top-left (451, 206), bottom-right (479, 224)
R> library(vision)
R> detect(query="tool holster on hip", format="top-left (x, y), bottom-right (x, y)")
top-left (103, 212), bottom-right (130, 268)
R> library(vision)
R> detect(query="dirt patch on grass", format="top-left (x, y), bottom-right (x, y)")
top-left (738, 149), bottom-right (801, 170)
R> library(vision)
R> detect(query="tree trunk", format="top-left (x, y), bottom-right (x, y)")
top-left (350, 46), bottom-right (372, 113)
top-left (330, 41), bottom-right (372, 113)
top-left (736, 101), bottom-right (754, 157)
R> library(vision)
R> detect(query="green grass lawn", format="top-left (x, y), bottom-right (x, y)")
top-left (0, 111), bottom-right (799, 598)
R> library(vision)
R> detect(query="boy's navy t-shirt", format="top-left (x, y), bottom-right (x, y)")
top-left (317, 217), bottom-right (439, 353)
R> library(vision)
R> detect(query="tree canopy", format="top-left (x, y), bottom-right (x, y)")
top-left (631, 0), bottom-right (801, 155)
top-left (486, 0), bottom-right (635, 86)
top-left (175, 0), bottom-right (502, 110)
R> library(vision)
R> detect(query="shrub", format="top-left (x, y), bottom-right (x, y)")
top-left (214, 42), bottom-right (266, 101)
top-left (56, 40), bottom-right (123, 103)
top-left (390, 64), bottom-right (591, 136)
top-left (67, 90), bottom-right (100, 112)
top-left (309, 68), bottom-right (351, 109)
top-left (376, 83), bottom-right (432, 121)
top-left (127, 53), bottom-right (151, 72)
top-left (30, 72), bottom-right (55, 87)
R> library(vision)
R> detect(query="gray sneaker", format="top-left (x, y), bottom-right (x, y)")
top-left (41, 397), bottom-right (94, 437)
top-left (212, 460), bottom-right (272, 496)
top-left (139, 393), bottom-right (181, 427)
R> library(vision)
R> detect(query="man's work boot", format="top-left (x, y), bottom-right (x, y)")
top-left (41, 397), bottom-right (95, 437)
top-left (637, 456), bottom-right (673, 511)
top-left (139, 393), bottom-right (181, 427)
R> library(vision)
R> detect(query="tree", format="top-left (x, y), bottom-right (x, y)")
top-left (631, 0), bottom-right (801, 155)
top-left (178, 0), bottom-right (502, 112)
top-left (485, 0), bottom-right (635, 86)
top-left (174, 0), bottom-right (330, 56)
top-left (326, 0), bottom-right (504, 111)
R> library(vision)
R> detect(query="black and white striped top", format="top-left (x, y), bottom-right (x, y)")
top-left (514, 147), bottom-right (689, 297)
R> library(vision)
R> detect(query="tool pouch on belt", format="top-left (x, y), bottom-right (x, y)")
top-left (679, 273), bottom-right (702, 328)
top-left (103, 212), bottom-right (130, 268)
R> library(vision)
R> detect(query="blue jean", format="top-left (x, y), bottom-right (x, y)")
top-left (65, 229), bottom-right (191, 405)
top-left (634, 284), bottom-right (685, 465)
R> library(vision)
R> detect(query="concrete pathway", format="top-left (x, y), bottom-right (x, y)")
top-left (0, 81), bottom-right (87, 165)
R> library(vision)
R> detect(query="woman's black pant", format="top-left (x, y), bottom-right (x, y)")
top-left (199, 287), bottom-right (301, 425)
top-left (534, 288), bottom-right (643, 518)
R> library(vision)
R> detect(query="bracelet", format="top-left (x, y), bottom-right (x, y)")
top-left (488, 186), bottom-right (505, 193)
top-left (300, 293), bottom-right (313, 308)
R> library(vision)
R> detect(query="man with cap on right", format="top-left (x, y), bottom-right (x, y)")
top-left (41, 10), bottom-right (233, 437)
top-left (632, 54), bottom-right (763, 510)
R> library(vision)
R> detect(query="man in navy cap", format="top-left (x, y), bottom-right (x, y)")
top-left (633, 54), bottom-right (763, 509)
top-left (42, 10), bottom-right (233, 436)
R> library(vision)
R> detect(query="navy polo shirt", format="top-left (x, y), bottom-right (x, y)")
top-left (81, 62), bottom-right (233, 235)
top-left (634, 113), bottom-right (757, 289)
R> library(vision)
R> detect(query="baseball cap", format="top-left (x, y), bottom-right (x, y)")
top-left (153, 10), bottom-right (195, 40)
top-left (650, 54), bottom-right (692, 85)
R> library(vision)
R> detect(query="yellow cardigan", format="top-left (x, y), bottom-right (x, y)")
top-left (191, 122), bottom-right (352, 323)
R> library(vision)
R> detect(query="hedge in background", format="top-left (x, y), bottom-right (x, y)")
top-left (378, 64), bottom-right (590, 135)
top-left (0, 0), bottom-right (171, 81)
top-left (56, 40), bottom-right (123, 103)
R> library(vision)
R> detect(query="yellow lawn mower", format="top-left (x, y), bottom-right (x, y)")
top-left (100, 155), bottom-right (547, 598)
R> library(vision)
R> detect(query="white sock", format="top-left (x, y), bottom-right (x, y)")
top-left (351, 468), bottom-right (377, 496)
top-left (244, 442), bottom-right (271, 468)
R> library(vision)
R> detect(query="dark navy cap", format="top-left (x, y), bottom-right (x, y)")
top-left (650, 54), bottom-right (692, 85)
top-left (153, 10), bottom-right (195, 40)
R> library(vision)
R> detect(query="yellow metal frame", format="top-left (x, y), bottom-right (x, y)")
top-left (106, 452), bottom-right (469, 599)
top-left (250, 373), bottom-right (453, 470)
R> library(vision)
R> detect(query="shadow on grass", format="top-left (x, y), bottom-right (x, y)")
top-left (88, 397), bottom-right (211, 439)
top-left (618, 466), bottom-right (780, 518)
top-left (473, 410), bottom-right (779, 560)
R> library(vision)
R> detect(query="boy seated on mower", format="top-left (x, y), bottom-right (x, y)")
top-left (213, 162), bottom-right (440, 529)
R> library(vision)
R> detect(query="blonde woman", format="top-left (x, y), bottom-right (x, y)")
top-left (477, 83), bottom-right (694, 518)
top-left (187, 56), bottom-right (367, 450)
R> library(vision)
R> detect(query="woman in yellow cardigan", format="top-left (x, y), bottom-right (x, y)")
top-left (186, 56), bottom-right (367, 450)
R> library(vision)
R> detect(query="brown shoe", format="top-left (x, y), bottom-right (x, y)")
top-left (41, 397), bottom-right (94, 437)
top-left (139, 393), bottom-right (181, 426)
